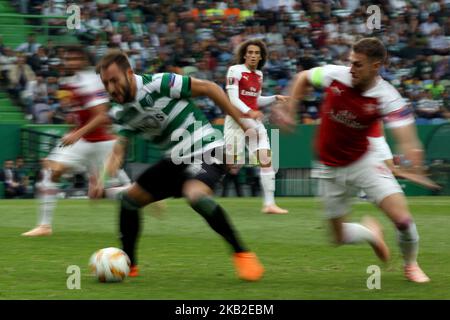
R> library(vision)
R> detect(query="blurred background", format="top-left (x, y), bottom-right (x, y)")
top-left (0, 0), bottom-right (449, 199)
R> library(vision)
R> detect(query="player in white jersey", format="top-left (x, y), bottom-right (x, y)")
top-left (225, 39), bottom-right (289, 214)
top-left (286, 38), bottom-right (430, 283)
top-left (22, 46), bottom-right (130, 237)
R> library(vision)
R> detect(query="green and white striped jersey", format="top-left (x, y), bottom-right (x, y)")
top-left (109, 73), bottom-right (224, 161)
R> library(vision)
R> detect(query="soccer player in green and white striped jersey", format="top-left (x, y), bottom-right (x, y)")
top-left (95, 51), bottom-right (264, 281)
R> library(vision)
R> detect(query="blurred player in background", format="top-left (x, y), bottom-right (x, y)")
top-left (225, 39), bottom-right (289, 214)
top-left (96, 50), bottom-right (264, 281)
top-left (286, 37), bottom-right (430, 283)
top-left (22, 46), bottom-right (130, 237)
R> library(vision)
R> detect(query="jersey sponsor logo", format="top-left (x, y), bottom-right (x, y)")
top-left (128, 112), bottom-right (166, 133)
top-left (240, 89), bottom-right (259, 97)
top-left (328, 109), bottom-right (367, 129)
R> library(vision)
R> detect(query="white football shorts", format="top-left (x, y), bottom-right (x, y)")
top-left (48, 138), bottom-right (116, 173)
top-left (224, 115), bottom-right (271, 163)
top-left (315, 151), bottom-right (403, 219)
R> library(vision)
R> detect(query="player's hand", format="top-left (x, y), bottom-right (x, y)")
top-left (392, 167), bottom-right (441, 191)
top-left (60, 131), bottom-right (82, 147)
top-left (275, 95), bottom-right (289, 103)
top-left (270, 104), bottom-right (296, 133)
top-left (245, 110), bottom-right (264, 121)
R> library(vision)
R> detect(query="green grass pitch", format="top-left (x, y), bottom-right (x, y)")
top-left (0, 197), bottom-right (449, 299)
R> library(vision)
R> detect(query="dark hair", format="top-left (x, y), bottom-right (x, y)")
top-left (235, 39), bottom-right (268, 70)
top-left (96, 50), bottom-right (132, 74)
top-left (352, 37), bottom-right (387, 63)
top-left (65, 45), bottom-right (88, 58)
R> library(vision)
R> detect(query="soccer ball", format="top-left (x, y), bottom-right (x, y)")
top-left (89, 247), bottom-right (130, 283)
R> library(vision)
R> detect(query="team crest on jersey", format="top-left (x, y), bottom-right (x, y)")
top-left (363, 103), bottom-right (377, 114)
top-left (139, 94), bottom-right (154, 108)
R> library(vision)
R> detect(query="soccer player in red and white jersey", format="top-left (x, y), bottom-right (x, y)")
top-left (225, 39), bottom-right (289, 214)
top-left (22, 46), bottom-right (130, 237)
top-left (286, 38), bottom-right (430, 283)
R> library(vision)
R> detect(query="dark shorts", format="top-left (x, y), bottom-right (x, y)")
top-left (136, 158), bottom-right (226, 201)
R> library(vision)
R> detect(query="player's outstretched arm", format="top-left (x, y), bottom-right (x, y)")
top-left (60, 103), bottom-right (111, 146)
top-left (190, 77), bottom-right (250, 131)
top-left (390, 124), bottom-right (424, 172)
top-left (268, 70), bottom-right (311, 132)
top-left (287, 71), bottom-right (311, 119)
top-left (105, 136), bottom-right (127, 178)
top-left (257, 95), bottom-right (289, 106)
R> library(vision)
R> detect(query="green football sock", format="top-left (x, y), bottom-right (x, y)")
top-left (190, 196), bottom-right (247, 253)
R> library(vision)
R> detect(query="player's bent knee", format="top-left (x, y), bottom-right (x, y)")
top-left (184, 190), bottom-right (210, 205)
top-left (395, 217), bottom-right (413, 231)
top-left (182, 181), bottom-right (213, 204)
top-left (47, 162), bottom-right (67, 182)
top-left (396, 219), bottom-right (419, 242)
top-left (121, 193), bottom-right (144, 211)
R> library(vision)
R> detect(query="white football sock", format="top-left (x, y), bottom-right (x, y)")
top-left (342, 223), bottom-right (376, 244)
top-left (38, 180), bottom-right (59, 226)
top-left (397, 222), bottom-right (419, 265)
top-left (260, 167), bottom-right (275, 206)
top-left (104, 169), bottom-right (131, 188)
top-left (117, 169), bottom-right (131, 185)
top-left (105, 185), bottom-right (130, 200)
top-left (104, 169), bottom-right (131, 200)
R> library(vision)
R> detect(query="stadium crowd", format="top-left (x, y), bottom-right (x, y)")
top-left (0, 0), bottom-right (449, 125)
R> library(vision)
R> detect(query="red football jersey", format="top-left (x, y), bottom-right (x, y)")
top-left (59, 70), bottom-right (115, 142)
top-left (309, 65), bottom-right (414, 166)
top-left (226, 64), bottom-right (263, 111)
top-left (367, 120), bottom-right (383, 138)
